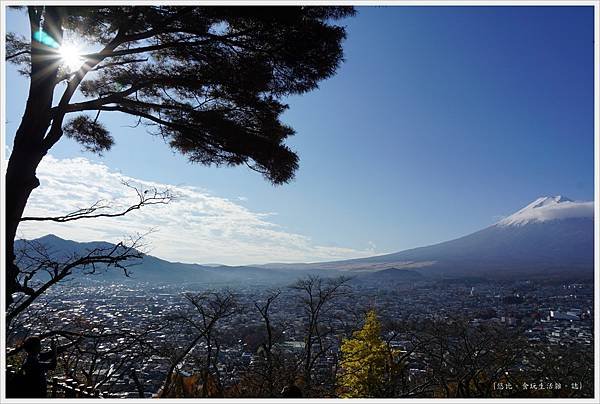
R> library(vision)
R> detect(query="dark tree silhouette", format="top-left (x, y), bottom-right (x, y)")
top-left (159, 290), bottom-right (239, 397)
top-left (290, 275), bottom-right (351, 395)
top-left (409, 318), bottom-right (528, 398)
top-left (238, 289), bottom-right (282, 397)
top-left (7, 317), bottom-right (166, 398)
top-left (5, 5), bottom-right (355, 306)
top-left (7, 233), bottom-right (148, 326)
top-left (247, 289), bottom-right (293, 397)
top-left (6, 180), bottom-right (172, 338)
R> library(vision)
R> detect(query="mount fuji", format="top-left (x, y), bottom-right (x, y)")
top-left (262, 196), bottom-right (595, 280)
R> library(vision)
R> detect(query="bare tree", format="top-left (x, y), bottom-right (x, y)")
top-left (160, 290), bottom-right (238, 398)
top-left (522, 341), bottom-right (594, 398)
top-left (251, 289), bottom-right (280, 396)
top-left (8, 234), bottom-right (146, 326)
top-left (237, 289), bottom-right (304, 397)
top-left (410, 318), bottom-right (526, 398)
top-left (290, 275), bottom-right (351, 395)
top-left (7, 180), bottom-right (173, 327)
top-left (378, 319), bottom-right (435, 397)
top-left (5, 180), bottom-right (174, 398)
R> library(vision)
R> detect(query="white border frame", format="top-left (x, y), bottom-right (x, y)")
top-left (1, 1), bottom-right (598, 403)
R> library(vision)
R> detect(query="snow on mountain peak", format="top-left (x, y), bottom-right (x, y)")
top-left (525, 195), bottom-right (572, 209)
top-left (497, 195), bottom-right (593, 226)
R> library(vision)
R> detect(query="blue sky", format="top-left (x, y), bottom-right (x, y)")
top-left (4, 6), bottom-right (595, 264)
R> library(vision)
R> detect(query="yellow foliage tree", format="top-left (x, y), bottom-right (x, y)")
top-left (338, 310), bottom-right (389, 398)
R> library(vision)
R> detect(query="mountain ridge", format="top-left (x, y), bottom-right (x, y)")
top-left (17, 196), bottom-right (594, 283)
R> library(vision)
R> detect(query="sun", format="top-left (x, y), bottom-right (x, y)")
top-left (58, 43), bottom-right (84, 72)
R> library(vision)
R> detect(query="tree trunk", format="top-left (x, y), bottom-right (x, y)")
top-left (5, 141), bottom-right (46, 303)
top-left (5, 6), bottom-right (62, 306)
top-left (303, 332), bottom-right (313, 392)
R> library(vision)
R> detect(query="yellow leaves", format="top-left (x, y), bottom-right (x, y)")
top-left (338, 310), bottom-right (389, 398)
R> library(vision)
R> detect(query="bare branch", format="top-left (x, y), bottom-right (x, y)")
top-left (21, 180), bottom-right (174, 223)
top-left (159, 290), bottom-right (238, 397)
top-left (7, 233), bottom-right (148, 325)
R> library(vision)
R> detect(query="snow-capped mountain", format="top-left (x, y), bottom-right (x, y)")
top-left (362, 195), bottom-right (595, 278)
top-left (262, 196), bottom-right (595, 279)
top-left (497, 195), bottom-right (594, 226)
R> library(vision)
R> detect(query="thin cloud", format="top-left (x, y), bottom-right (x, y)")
top-left (17, 155), bottom-right (376, 265)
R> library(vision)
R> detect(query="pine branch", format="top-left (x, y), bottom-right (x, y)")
top-left (6, 49), bottom-right (30, 61)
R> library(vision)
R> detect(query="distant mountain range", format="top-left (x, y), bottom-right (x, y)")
top-left (17, 196), bottom-right (594, 285)
top-left (15, 234), bottom-right (322, 286)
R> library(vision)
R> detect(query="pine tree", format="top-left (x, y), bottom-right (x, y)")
top-left (4, 6), bottom-right (355, 308)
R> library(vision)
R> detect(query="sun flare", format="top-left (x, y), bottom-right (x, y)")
top-left (58, 43), bottom-right (84, 72)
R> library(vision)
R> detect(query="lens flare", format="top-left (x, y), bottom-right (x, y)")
top-left (58, 43), bottom-right (84, 72)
